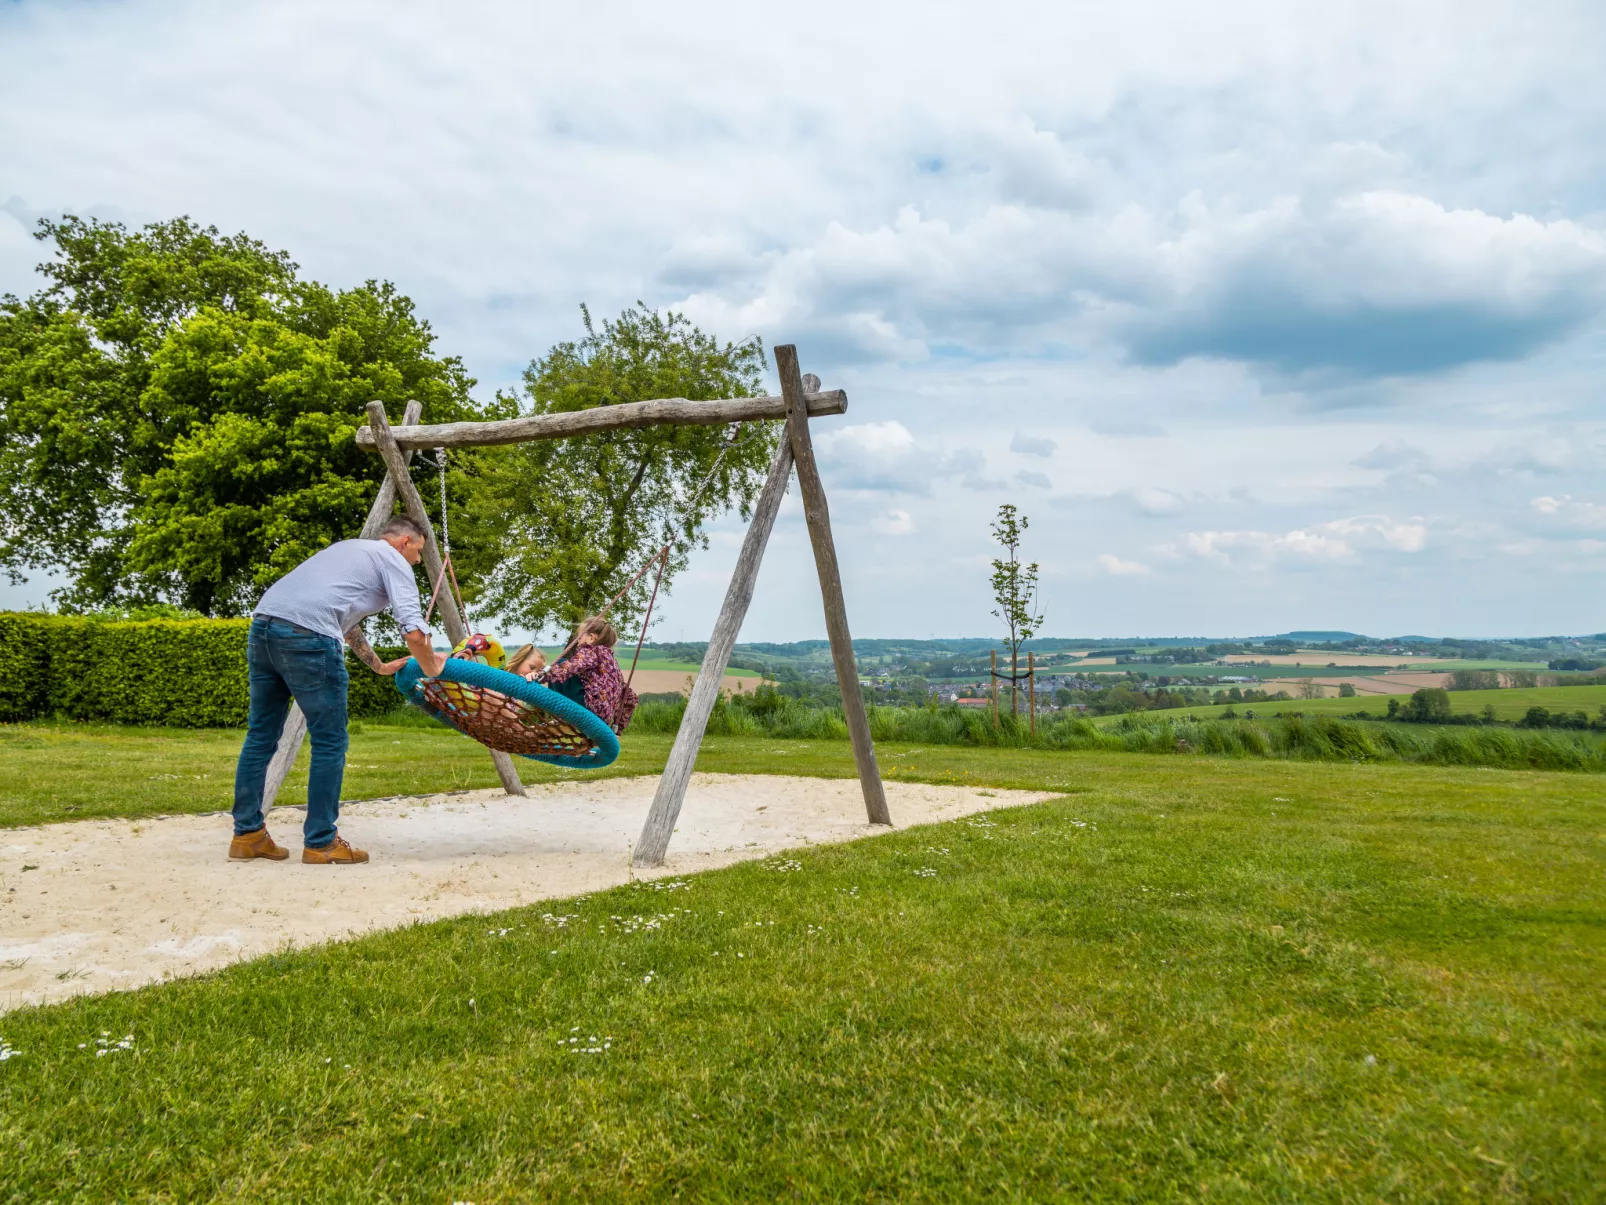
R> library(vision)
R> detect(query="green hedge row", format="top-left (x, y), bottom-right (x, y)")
top-left (0, 613), bottom-right (405, 727)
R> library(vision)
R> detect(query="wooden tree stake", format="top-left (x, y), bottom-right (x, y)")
top-left (366, 401), bottom-right (527, 797)
top-left (632, 432), bottom-right (796, 867)
top-left (1029, 650), bottom-right (1036, 737)
top-left (262, 400), bottom-right (423, 818)
top-left (775, 344), bottom-right (891, 828)
top-left (991, 649), bottom-right (999, 729)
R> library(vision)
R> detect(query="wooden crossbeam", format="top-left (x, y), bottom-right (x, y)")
top-left (354, 390), bottom-right (848, 451)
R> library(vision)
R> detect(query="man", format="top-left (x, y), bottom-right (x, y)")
top-left (229, 515), bottom-right (446, 865)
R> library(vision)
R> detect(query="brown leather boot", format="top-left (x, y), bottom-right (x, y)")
top-left (301, 835), bottom-right (369, 865)
top-left (228, 827), bottom-right (289, 861)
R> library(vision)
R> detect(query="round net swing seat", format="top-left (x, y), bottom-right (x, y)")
top-left (394, 657), bottom-right (621, 769)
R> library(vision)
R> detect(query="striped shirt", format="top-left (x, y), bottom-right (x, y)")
top-left (254, 539), bottom-right (426, 641)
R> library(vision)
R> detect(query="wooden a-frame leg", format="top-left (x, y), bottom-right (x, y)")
top-left (775, 344), bottom-right (891, 827)
top-left (262, 399), bottom-right (424, 819)
top-left (366, 401), bottom-right (527, 797)
top-left (632, 432), bottom-right (795, 867)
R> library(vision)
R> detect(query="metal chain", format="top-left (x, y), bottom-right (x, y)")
top-left (436, 446), bottom-right (450, 561)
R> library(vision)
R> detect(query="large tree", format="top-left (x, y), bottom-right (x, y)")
top-left (463, 304), bottom-right (777, 639)
top-left (0, 216), bottom-right (498, 615)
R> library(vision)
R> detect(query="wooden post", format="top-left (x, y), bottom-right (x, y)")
top-left (261, 400), bottom-right (423, 818)
top-left (1029, 651), bottom-right (1036, 738)
top-left (774, 345), bottom-right (891, 828)
top-left (633, 433), bottom-right (796, 867)
top-left (991, 649), bottom-right (998, 729)
top-left (366, 401), bottom-right (527, 797)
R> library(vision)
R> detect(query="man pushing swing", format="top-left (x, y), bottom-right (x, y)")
top-left (228, 515), bottom-right (447, 865)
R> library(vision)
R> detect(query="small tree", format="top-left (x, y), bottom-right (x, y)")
top-left (989, 503), bottom-right (1043, 717)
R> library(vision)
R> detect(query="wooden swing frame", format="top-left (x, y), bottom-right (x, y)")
top-left (259, 344), bottom-right (890, 867)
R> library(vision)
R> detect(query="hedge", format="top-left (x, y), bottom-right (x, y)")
top-left (0, 613), bottom-right (405, 727)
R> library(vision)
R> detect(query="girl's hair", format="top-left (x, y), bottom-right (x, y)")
top-left (577, 616), bottom-right (618, 647)
top-left (506, 643), bottom-right (540, 673)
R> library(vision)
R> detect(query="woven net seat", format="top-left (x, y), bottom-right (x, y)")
top-left (394, 657), bottom-right (620, 769)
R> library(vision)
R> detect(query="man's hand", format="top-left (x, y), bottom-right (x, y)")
top-left (376, 656), bottom-right (411, 676)
top-left (405, 628), bottom-right (446, 677)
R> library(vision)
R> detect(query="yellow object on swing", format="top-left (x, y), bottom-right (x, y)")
top-left (432, 634), bottom-right (507, 715)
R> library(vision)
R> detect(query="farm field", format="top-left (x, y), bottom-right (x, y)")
top-left (0, 739), bottom-right (1600, 1199)
top-left (1110, 684), bottom-right (1606, 725)
top-left (1051, 657), bottom-right (1539, 677)
top-left (569, 655), bottom-right (761, 678)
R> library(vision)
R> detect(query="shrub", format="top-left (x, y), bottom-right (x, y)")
top-left (0, 612), bottom-right (403, 726)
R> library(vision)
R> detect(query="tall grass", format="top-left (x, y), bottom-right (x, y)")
top-left (632, 695), bottom-right (1606, 772)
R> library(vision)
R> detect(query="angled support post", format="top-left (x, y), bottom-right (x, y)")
top-left (775, 344), bottom-right (891, 827)
top-left (633, 431), bottom-right (795, 867)
top-left (262, 399), bottom-right (423, 818)
top-left (366, 401), bottom-right (527, 797)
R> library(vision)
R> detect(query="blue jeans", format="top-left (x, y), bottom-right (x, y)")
top-left (233, 617), bottom-right (349, 848)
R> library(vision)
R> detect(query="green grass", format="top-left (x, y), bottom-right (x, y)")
top-left (1139, 684), bottom-right (1606, 724)
top-left (8, 691), bottom-right (1606, 831)
top-left (0, 747), bottom-right (1601, 1200)
top-left (0, 720), bottom-right (688, 829)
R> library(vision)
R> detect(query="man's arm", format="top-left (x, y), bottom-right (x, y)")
top-left (404, 628), bottom-right (446, 677)
top-left (344, 625), bottom-right (411, 676)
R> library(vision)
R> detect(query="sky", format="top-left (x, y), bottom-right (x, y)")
top-left (2, 0), bottom-right (1604, 641)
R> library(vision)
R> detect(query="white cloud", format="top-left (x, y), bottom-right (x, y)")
top-left (813, 421), bottom-right (998, 494)
top-left (1531, 495), bottom-right (1606, 531)
top-left (1015, 470), bottom-right (1052, 489)
top-left (1168, 514), bottom-right (1428, 563)
top-left (673, 190), bottom-right (1606, 377)
top-left (870, 508), bottom-right (915, 536)
top-left (1097, 553), bottom-right (1151, 576)
top-left (1123, 486), bottom-right (1187, 516)
top-left (1010, 431), bottom-right (1058, 457)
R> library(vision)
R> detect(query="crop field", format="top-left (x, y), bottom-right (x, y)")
top-left (1, 733), bottom-right (1601, 1200)
top-left (535, 652), bottom-right (760, 678)
top-left (1124, 684), bottom-right (1606, 725)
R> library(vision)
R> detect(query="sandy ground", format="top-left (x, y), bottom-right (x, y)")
top-left (0, 774), bottom-right (1052, 1013)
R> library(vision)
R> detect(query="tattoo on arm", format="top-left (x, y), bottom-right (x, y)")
top-left (344, 626), bottom-right (386, 673)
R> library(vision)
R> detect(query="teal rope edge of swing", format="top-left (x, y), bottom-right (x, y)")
top-left (394, 657), bottom-right (621, 769)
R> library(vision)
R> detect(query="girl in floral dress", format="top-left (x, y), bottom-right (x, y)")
top-left (510, 617), bottom-right (637, 735)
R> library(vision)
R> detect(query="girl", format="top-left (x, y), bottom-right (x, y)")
top-left (511, 617), bottom-right (637, 734)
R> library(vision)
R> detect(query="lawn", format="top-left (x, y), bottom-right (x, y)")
top-left (0, 732), bottom-right (1602, 1200)
top-left (1121, 683), bottom-right (1606, 725)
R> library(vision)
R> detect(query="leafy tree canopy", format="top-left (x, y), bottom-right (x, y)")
top-left (0, 215), bottom-right (500, 615)
top-left (464, 304), bottom-right (775, 638)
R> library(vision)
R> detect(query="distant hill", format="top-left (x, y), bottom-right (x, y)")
top-left (1278, 630), bottom-right (1364, 641)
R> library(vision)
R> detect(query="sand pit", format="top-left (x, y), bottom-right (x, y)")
top-left (0, 774), bottom-right (1053, 1012)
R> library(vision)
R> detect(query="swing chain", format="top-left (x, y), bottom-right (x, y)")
top-left (423, 446), bottom-right (468, 628)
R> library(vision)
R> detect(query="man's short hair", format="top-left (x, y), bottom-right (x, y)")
top-left (381, 514), bottom-right (428, 542)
